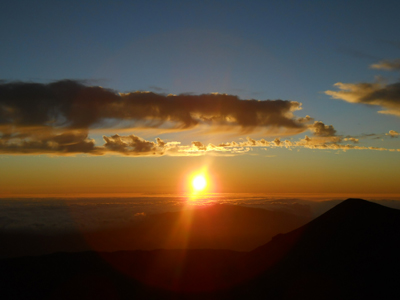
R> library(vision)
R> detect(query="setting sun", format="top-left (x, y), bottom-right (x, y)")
top-left (192, 175), bottom-right (207, 192)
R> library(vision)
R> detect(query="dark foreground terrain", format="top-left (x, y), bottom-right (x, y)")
top-left (1, 199), bottom-right (400, 299)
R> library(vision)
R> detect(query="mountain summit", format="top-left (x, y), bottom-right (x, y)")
top-left (238, 199), bottom-right (400, 299)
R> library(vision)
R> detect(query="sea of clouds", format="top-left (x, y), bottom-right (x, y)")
top-left (1, 194), bottom-right (400, 233)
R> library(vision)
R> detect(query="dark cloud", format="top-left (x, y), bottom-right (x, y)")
top-left (0, 129), bottom-right (96, 154)
top-left (0, 79), bottom-right (313, 155)
top-left (308, 121), bottom-right (337, 137)
top-left (218, 141), bottom-right (239, 147)
top-left (191, 141), bottom-right (207, 151)
top-left (245, 137), bottom-right (257, 146)
top-left (156, 137), bottom-right (166, 147)
top-left (273, 137), bottom-right (281, 146)
top-left (0, 80), bottom-right (119, 129)
top-left (0, 80), bottom-right (307, 131)
top-left (326, 81), bottom-right (400, 117)
top-left (103, 134), bottom-right (165, 156)
top-left (8, 80), bottom-right (394, 156)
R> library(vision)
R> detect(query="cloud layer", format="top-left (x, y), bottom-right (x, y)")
top-left (0, 80), bottom-right (398, 156)
top-left (0, 80), bottom-right (313, 155)
top-left (0, 80), bottom-right (306, 131)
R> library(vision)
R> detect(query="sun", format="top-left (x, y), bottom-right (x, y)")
top-left (192, 175), bottom-right (207, 192)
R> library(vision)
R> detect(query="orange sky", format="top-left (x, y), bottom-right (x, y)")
top-left (1, 147), bottom-right (399, 197)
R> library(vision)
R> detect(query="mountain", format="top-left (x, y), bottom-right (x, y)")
top-left (233, 198), bottom-right (400, 299)
top-left (0, 199), bottom-right (399, 299)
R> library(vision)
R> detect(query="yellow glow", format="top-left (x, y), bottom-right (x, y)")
top-left (192, 175), bottom-right (207, 192)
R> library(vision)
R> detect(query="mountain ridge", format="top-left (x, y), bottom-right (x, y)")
top-left (233, 198), bottom-right (400, 299)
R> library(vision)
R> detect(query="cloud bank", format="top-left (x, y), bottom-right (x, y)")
top-left (0, 80), bottom-right (314, 155)
top-left (0, 80), bottom-right (398, 156)
top-left (0, 80), bottom-right (306, 131)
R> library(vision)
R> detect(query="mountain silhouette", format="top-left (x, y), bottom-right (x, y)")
top-left (0, 199), bottom-right (399, 299)
top-left (234, 198), bottom-right (400, 299)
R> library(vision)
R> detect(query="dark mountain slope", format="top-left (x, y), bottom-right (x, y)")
top-left (0, 249), bottom-right (243, 300)
top-left (233, 199), bottom-right (400, 299)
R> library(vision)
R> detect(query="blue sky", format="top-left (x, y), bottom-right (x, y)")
top-left (1, 0), bottom-right (400, 195)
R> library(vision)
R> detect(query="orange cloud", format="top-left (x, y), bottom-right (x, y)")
top-left (343, 137), bottom-right (359, 143)
top-left (370, 59), bottom-right (400, 71)
top-left (308, 121), bottom-right (336, 137)
top-left (325, 60), bottom-right (400, 117)
top-left (386, 130), bottom-right (399, 137)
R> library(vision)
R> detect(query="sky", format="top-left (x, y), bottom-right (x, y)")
top-left (1, 0), bottom-right (400, 197)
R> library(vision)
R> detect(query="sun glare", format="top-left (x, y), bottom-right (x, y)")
top-left (192, 175), bottom-right (207, 192)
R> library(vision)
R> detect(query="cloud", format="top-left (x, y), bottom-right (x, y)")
top-left (1, 80), bottom-right (397, 157)
top-left (326, 59), bottom-right (400, 116)
top-left (343, 137), bottom-right (359, 143)
top-left (218, 141), bottom-right (239, 147)
top-left (272, 137), bottom-right (281, 146)
top-left (386, 130), bottom-right (399, 137)
top-left (102, 134), bottom-right (165, 156)
top-left (99, 132), bottom-right (399, 156)
top-left (0, 128), bottom-right (97, 155)
top-left (370, 59), bottom-right (400, 71)
top-left (308, 121), bottom-right (337, 137)
top-left (293, 135), bottom-right (393, 151)
top-left (191, 141), bottom-right (207, 151)
top-left (0, 80), bottom-right (307, 132)
top-left (297, 115), bottom-right (314, 123)
top-left (325, 81), bottom-right (400, 117)
top-left (0, 80), bottom-right (315, 155)
top-left (214, 134), bottom-right (398, 153)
